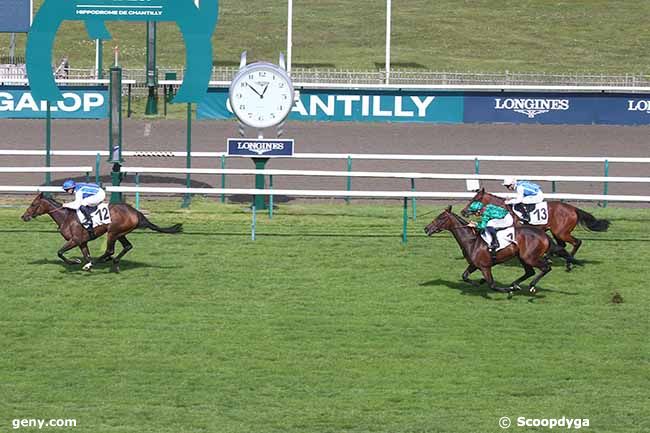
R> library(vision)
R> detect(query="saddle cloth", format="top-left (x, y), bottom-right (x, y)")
top-left (480, 226), bottom-right (516, 251)
top-left (76, 203), bottom-right (111, 228)
top-left (512, 201), bottom-right (549, 225)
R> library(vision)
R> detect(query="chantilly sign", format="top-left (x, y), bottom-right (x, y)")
top-left (25, 0), bottom-right (219, 102)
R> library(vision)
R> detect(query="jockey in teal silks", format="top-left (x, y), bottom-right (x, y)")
top-left (502, 177), bottom-right (544, 221)
top-left (467, 201), bottom-right (514, 260)
top-left (62, 179), bottom-right (106, 238)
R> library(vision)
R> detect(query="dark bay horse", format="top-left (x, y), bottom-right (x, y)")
top-left (460, 188), bottom-right (610, 261)
top-left (21, 193), bottom-right (182, 272)
top-left (424, 206), bottom-right (569, 295)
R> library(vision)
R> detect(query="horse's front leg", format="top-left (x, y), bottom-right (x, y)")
top-left (58, 240), bottom-right (81, 265)
top-left (79, 243), bottom-right (93, 271)
top-left (461, 264), bottom-right (485, 286)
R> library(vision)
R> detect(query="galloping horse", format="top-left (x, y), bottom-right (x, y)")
top-left (424, 206), bottom-right (569, 294)
top-left (460, 188), bottom-right (610, 261)
top-left (21, 193), bottom-right (182, 272)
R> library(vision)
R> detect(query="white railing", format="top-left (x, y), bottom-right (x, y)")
top-left (3, 149), bottom-right (650, 164)
top-left (0, 166), bottom-right (92, 173)
top-left (120, 166), bottom-right (650, 184)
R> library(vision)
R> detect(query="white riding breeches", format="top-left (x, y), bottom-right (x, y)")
top-left (521, 192), bottom-right (544, 204)
top-left (65, 190), bottom-right (106, 210)
top-left (486, 213), bottom-right (514, 229)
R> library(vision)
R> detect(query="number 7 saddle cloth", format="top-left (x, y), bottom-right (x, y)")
top-left (480, 226), bottom-right (517, 251)
top-left (76, 203), bottom-right (112, 228)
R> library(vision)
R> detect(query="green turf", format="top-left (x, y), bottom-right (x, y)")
top-left (1, 1), bottom-right (650, 73)
top-left (0, 198), bottom-right (648, 433)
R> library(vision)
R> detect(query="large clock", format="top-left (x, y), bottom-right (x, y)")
top-left (229, 61), bottom-right (294, 129)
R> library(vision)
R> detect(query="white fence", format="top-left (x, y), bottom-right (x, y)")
top-left (2, 151), bottom-right (650, 206)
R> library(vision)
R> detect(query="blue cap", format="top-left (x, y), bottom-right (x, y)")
top-left (62, 179), bottom-right (76, 190)
top-left (468, 201), bottom-right (484, 212)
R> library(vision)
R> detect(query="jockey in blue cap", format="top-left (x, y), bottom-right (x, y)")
top-left (502, 177), bottom-right (544, 222)
top-left (62, 179), bottom-right (106, 237)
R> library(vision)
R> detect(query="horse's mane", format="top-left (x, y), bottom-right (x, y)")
top-left (448, 209), bottom-right (469, 226)
top-left (43, 195), bottom-right (62, 207)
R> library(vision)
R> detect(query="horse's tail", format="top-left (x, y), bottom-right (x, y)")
top-left (575, 208), bottom-right (610, 232)
top-left (137, 212), bottom-right (183, 234)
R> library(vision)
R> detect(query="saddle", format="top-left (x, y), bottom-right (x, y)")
top-left (76, 203), bottom-right (111, 229)
top-left (480, 227), bottom-right (516, 252)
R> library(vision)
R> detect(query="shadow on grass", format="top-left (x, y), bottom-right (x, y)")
top-left (28, 258), bottom-right (181, 273)
top-left (420, 278), bottom-right (579, 299)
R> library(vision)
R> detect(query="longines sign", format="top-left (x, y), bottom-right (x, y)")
top-left (26, 0), bottom-right (219, 102)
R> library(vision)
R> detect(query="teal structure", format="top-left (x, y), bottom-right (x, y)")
top-left (26, 0), bottom-right (219, 103)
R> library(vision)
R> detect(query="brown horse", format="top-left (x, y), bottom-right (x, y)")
top-left (460, 188), bottom-right (609, 262)
top-left (21, 193), bottom-right (182, 272)
top-left (424, 206), bottom-right (569, 295)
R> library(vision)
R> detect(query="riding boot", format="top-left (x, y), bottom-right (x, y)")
top-left (487, 227), bottom-right (498, 264)
top-left (516, 203), bottom-right (529, 222)
top-left (79, 205), bottom-right (96, 240)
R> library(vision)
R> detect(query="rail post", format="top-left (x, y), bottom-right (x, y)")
top-left (269, 175), bottom-right (274, 219)
top-left (411, 178), bottom-right (417, 220)
top-left (345, 155), bottom-right (352, 204)
top-left (474, 157), bottom-right (480, 174)
top-left (251, 204), bottom-right (257, 241)
top-left (95, 153), bottom-right (101, 185)
top-left (108, 66), bottom-right (124, 204)
top-left (402, 197), bottom-right (408, 244)
top-left (602, 159), bottom-right (609, 208)
top-left (135, 173), bottom-right (141, 210)
top-left (181, 103), bottom-right (192, 208)
top-left (44, 102), bottom-right (51, 190)
top-left (220, 154), bottom-right (226, 203)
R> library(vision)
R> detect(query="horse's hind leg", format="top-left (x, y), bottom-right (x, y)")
top-left (553, 230), bottom-right (578, 270)
top-left (58, 240), bottom-right (81, 265)
top-left (111, 236), bottom-right (133, 273)
top-left (98, 234), bottom-right (117, 263)
top-left (527, 259), bottom-right (552, 294)
top-left (510, 259), bottom-right (535, 291)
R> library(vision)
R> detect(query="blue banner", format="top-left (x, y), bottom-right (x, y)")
top-left (198, 88), bottom-right (464, 123)
top-left (0, 0), bottom-right (31, 32)
top-left (227, 138), bottom-right (294, 157)
top-left (0, 86), bottom-right (108, 119)
top-left (463, 92), bottom-right (650, 125)
top-left (198, 87), bottom-right (650, 126)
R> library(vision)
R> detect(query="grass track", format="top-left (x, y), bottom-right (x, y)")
top-left (0, 198), bottom-right (648, 433)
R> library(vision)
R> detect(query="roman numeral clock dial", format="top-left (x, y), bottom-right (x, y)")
top-left (229, 61), bottom-right (295, 129)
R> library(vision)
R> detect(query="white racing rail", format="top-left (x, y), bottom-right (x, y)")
top-left (0, 166), bottom-right (92, 173)
top-left (119, 166), bottom-right (650, 184)
top-left (105, 186), bottom-right (650, 203)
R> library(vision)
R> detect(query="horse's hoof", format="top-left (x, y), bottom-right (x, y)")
top-left (71, 258), bottom-right (82, 265)
top-left (529, 286), bottom-right (537, 294)
top-left (507, 291), bottom-right (514, 300)
top-left (510, 284), bottom-right (522, 292)
top-left (82, 263), bottom-right (93, 272)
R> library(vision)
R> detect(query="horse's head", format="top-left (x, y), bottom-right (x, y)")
top-left (424, 205), bottom-right (458, 236)
top-left (461, 188), bottom-right (486, 217)
top-left (21, 193), bottom-right (52, 221)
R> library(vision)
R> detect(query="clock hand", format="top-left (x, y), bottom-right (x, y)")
top-left (260, 83), bottom-right (270, 98)
top-left (248, 84), bottom-right (263, 98)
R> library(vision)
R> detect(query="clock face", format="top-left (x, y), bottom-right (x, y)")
top-left (229, 62), bottom-right (294, 129)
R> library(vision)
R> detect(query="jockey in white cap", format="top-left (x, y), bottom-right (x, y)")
top-left (502, 177), bottom-right (544, 221)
